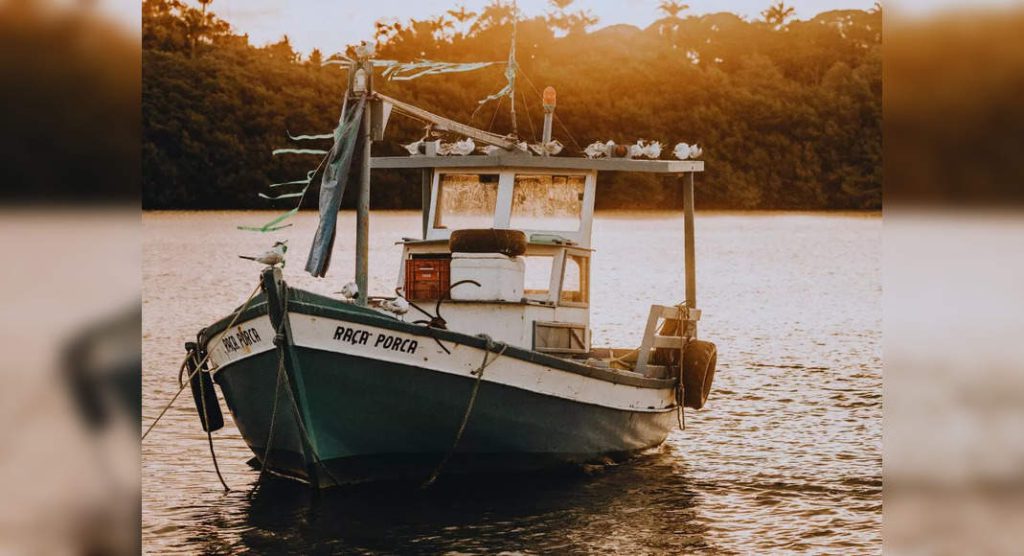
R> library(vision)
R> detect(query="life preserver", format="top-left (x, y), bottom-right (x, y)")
top-left (449, 229), bottom-right (528, 257)
top-left (682, 339), bottom-right (716, 409)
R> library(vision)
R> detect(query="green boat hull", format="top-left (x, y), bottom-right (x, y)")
top-left (215, 346), bottom-right (675, 486)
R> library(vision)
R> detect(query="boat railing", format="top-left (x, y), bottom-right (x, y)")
top-left (634, 304), bottom-right (702, 376)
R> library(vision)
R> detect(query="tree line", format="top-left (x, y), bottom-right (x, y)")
top-left (142, 0), bottom-right (881, 210)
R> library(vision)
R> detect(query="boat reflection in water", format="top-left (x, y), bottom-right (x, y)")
top-left (218, 446), bottom-right (711, 554)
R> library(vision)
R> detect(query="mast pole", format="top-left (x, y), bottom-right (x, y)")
top-left (356, 57), bottom-right (373, 306)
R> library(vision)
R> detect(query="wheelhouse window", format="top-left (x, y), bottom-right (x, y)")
top-left (434, 173), bottom-right (499, 230)
top-left (560, 254), bottom-right (589, 305)
top-left (510, 174), bottom-right (585, 232)
top-left (523, 255), bottom-right (554, 301)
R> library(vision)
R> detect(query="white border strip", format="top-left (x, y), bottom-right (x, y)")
top-left (208, 313), bottom-right (676, 413)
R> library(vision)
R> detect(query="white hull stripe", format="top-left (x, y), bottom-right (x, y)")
top-left (208, 313), bottom-right (676, 413)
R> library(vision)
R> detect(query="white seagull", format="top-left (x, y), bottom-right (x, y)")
top-left (673, 142), bottom-right (692, 160)
top-left (381, 297), bottom-right (410, 316)
top-left (689, 144), bottom-right (703, 159)
top-left (642, 140), bottom-right (662, 159)
top-left (448, 138), bottom-right (475, 156)
top-left (339, 281), bottom-right (359, 300)
top-left (238, 240), bottom-right (287, 267)
top-left (529, 140), bottom-right (564, 156)
top-left (403, 140), bottom-right (423, 155)
top-left (584, 140), bottom-right (612, 159)
top-left (629, 140), bottom-right (662, 159)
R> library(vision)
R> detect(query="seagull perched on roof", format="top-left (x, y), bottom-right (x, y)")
top-left (448, 138), bottom-right (475, 156)
top-left (584, 140), bottom-right (612, 159)
top-left (673, 142), bottom-right (692, 160)
top-left (529, 140), bottom-right (564, 156)
top-left (238, 241), bottom-right (287, 267)
top-left (629, 140), bottom-right (662, 159)
top-left (403, 140), bottom-right (423, 155)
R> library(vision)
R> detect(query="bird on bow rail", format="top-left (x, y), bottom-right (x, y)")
top-left (239, 240), bottom-right (287, 267)
top-left (337, 281), bottom-right (359, 301)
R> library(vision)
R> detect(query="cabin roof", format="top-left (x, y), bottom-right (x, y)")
top-left (398, 237), bottom-right (595, 252)
top-left (370, 154), bottom-right (704, 173)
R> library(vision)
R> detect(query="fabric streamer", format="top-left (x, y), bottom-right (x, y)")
top-left (271, 148), bottom-right (329, 156)
top-left (304, 95), bottom-right (367, 277)
top-left (478, 22), bottom-right (516, 105)
top-left (286, 132), bottom-right (335, 141)
top-left (381, 60), bottom-right (498, 81)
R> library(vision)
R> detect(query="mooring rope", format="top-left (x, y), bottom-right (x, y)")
top-left (421, 334), bottom-right (508, 489)
top-left (195, 348), bottom-right (230, 491)
top-left (142, 282), bottom-right (262, 442)
top-left (250, 299), bottom-right (289, 496)
top-left (263, 285), bottom-right (342, 489)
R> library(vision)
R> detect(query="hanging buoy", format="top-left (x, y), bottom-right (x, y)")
top-left (682, 340), bottom-right (716, 409)
top-left (185, 342), bottom-right (224, 432)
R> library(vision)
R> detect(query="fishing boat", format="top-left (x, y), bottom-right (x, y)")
top-left (183, 40), bottom-right (717, 488)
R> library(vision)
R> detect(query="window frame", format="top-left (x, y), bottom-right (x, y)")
top-left (558, 251), bottom-right (590, 307)
top-left (425, 169), bottom-right (596, 248)
top-left (430, 171), bottom-right (503, 232)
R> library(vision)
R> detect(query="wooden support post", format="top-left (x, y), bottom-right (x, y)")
top-left (355, 64), bottom-right (372, 307)
top-left (421, 170), bottom-right (431, 239)
top-left (683, 172), bottom-right (696, 309)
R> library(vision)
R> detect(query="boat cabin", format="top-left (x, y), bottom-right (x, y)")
top-left (371, 152), bottom-right (703, 360)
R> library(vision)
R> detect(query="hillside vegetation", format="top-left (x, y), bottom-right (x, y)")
top-left (142, 0), bottom-right (881, 210)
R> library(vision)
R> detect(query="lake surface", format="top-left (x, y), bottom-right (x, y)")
top-left (142, 210), bottom-right (881, 554)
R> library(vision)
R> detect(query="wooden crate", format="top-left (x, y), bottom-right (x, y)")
top-left (404, 257), bottom-right (450, 300)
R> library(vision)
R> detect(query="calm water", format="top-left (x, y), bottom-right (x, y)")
top-left (142, 210), bottom-right (881, 554)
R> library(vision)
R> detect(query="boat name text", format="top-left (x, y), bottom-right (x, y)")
top-left (222, 327), bottom-right (262, 353)
top-left (334, 326), bottom-right (418, 354)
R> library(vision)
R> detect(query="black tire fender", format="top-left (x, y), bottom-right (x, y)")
top-left (682, 339), bottom-right (717, 409)
top-left (449, 229), bottom-right (528, 257)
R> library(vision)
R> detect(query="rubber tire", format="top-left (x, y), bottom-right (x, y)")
top-left (682, 340), bottom-right (717, 409)
top-left (449, 229), bottom-right (528, 257)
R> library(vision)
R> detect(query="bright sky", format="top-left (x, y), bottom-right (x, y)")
top-left (93, 0), bottom-right (1024, 46)
top-left (205, 0), bottom-right (878, 54)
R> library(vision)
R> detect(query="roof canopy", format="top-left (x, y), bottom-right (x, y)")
top-left (370, 154), bottom-right (704, 173)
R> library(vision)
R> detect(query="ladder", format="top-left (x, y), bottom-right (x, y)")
top-left (634, 304), bottom-right (701, 376)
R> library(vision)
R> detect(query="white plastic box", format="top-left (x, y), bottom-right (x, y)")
top-left (450, 253), bottom-right (525, 302)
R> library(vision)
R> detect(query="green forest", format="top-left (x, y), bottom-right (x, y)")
top-left (142, 0), bottom-right (881, 210)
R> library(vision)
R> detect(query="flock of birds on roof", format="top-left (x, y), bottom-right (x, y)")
top-left (402, 138), bottom-right (701, 160)
top-left (585, 140), bottom-right (702, 160)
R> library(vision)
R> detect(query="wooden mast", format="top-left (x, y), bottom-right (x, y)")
top-left (683, 171), bottom-right (697, 309)
top-left (355, 57), bottom-right (373, 306)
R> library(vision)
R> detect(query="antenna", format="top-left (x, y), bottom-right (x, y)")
top-left (508, 0), bottom-right (518, 138)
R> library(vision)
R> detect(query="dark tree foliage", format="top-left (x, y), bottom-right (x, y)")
top-left (142, 0), bottom-right (881, 210)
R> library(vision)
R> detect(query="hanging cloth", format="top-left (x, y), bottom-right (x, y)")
top-left (304, 95), bottom-right (366, 277)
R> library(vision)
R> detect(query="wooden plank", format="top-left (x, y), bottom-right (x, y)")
top-left (653, 304), bottom-right (702, 322)
top-left (634, 305), bottom-right (662, 374)
top-left (654, 304), bottom-right (683, 320)
top-left (652, 335), bottom-right (685, 349)
top-left (376, 93), bottom-right (519, 150)
top-left (370, 154), bottom-right (704, 173)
